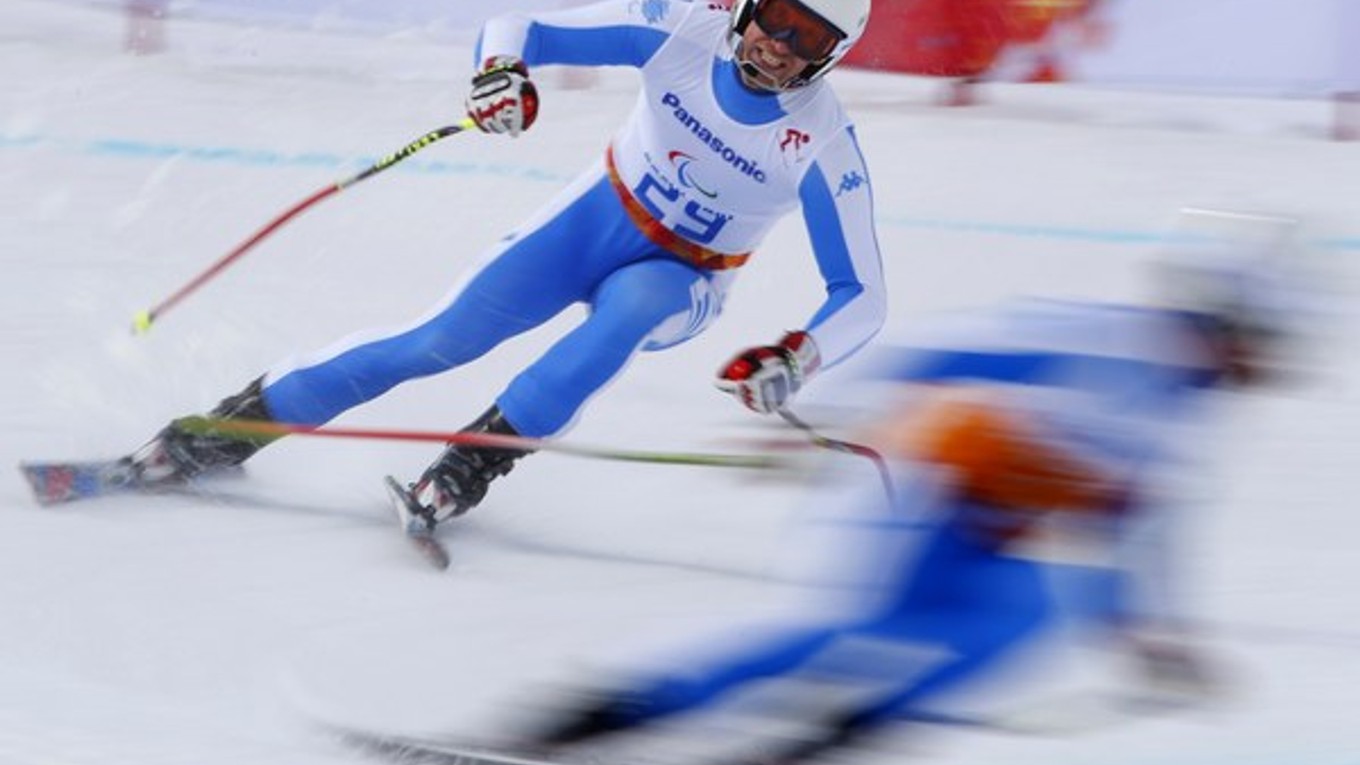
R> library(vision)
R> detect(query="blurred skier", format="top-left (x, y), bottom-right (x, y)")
top-left (502, 229), bottom-right (1300, 765)
top-left (117, 0), bottom-right (886, 523)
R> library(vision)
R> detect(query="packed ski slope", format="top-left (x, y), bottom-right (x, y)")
top-left (3, 2), bottom-right (1359, 764)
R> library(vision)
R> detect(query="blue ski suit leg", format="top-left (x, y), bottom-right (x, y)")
top-left (259, 164), bottom-right (719, 436)
top-left (833, 517), bottom-right (1054, 730)
top-left (611, 510), bottom-right (1053, 730)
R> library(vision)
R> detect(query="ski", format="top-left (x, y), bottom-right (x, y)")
top-left (21, 461), bottom-right (453, 569)
top-left (19, 459), bottom-right (150, 505)
top-left (17, 459), bottom-right (249, 506)
top-left (335, 727), bottom-right (574, 765)
top-left (383, 475), bottom-right (451, 571)
top-left (329, 685), bottom-right (1200, 765)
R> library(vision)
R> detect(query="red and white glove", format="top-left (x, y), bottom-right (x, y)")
top-left (716, 331), bottom-right (821, 414)
top-left (466, 56), bottom-right (539, 137)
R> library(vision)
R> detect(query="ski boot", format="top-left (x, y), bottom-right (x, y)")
top-left (127, 376), bottom-right (283, 485)
top-left (518, 689), bottom-right (656, 749)
top-left (408, 406), bottom-right (532, 524)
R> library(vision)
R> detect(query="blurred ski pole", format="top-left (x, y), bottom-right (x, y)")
top-left (131, 118), bottom-right (478, 335)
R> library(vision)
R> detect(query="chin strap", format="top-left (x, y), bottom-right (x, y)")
top-left (734, 48), bottom-right (819, 91)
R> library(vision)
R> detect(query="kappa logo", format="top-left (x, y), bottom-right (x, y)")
top-left (835, 171), bottom-right (865, 197)
top-left (630, 0), bottom-right (671, 24)
top-left (779, 129), bottom-right (811, 163)
top-left (668, 150), bottom-right (718, 198)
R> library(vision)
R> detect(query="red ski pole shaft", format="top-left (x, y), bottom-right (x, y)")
top-left (132, 119), bottom-right (476, 335)
top-left (184, 417), bottom-right (788, 471)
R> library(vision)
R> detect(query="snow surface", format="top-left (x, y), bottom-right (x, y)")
top-left (3, 2), bottom-right (1359, 764)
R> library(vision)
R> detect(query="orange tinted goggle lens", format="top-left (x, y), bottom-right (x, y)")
top-left (752, 0), bottom-right (844, 61)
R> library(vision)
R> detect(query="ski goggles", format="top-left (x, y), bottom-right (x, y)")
top-left (750, 0), bottom-right (846, 62)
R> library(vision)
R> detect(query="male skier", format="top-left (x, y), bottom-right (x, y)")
top-left (114, 0), bottom-right (886, 524)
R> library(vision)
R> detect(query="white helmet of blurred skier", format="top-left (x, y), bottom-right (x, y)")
top-left (729, 0), bottom-right (872, 90)
top-left (1154, 208), bottom-right (1312, 385)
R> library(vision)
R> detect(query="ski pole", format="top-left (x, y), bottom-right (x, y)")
top-left (132, 118), bottom-right (478, 335)
top-left (777, 408), bottom-right (896, 503)
top-left (183, 417), bottom-right (788, 471)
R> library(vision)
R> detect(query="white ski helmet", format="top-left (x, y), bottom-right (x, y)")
top-left (1152, 208), bottom-right (1311, 383)
top-left (729, 0), bottom-right (872, 89)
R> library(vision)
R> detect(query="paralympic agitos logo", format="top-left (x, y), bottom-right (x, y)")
top-left (661, 92), bottom-right (768, 184)
top-left (667, 151), bottom-right (718, 198)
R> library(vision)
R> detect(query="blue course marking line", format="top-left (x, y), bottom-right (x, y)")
top-left (6, 133), bottom-right (1359, 251)
top-left (879, 214), bottom-right (1360, 252)
top-left (878, 214), bottom-right (1171, 245)
top-left (3, 133), bottom-right (574, 183)
top-left (0, 134), bottom-right (42, 148)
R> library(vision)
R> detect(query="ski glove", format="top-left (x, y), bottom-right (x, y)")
top-left (466, 56), bottom-right (539, 137)
top-left (716, 331), bottom-right (821, 414)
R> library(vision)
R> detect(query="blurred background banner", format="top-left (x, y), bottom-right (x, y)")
top-left (842, 0), bottom-right (1355, 97)
top-left (842, 0), bottom-right (1064, 80)
top-left (97, 0), bottom-right (1360, 97)
top-left (113, 0), bottom-right (603, 41)
top-left (95, 0), bottom-right (1360, 138)
top-left (43, 0), bottom-right (1353, 139)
